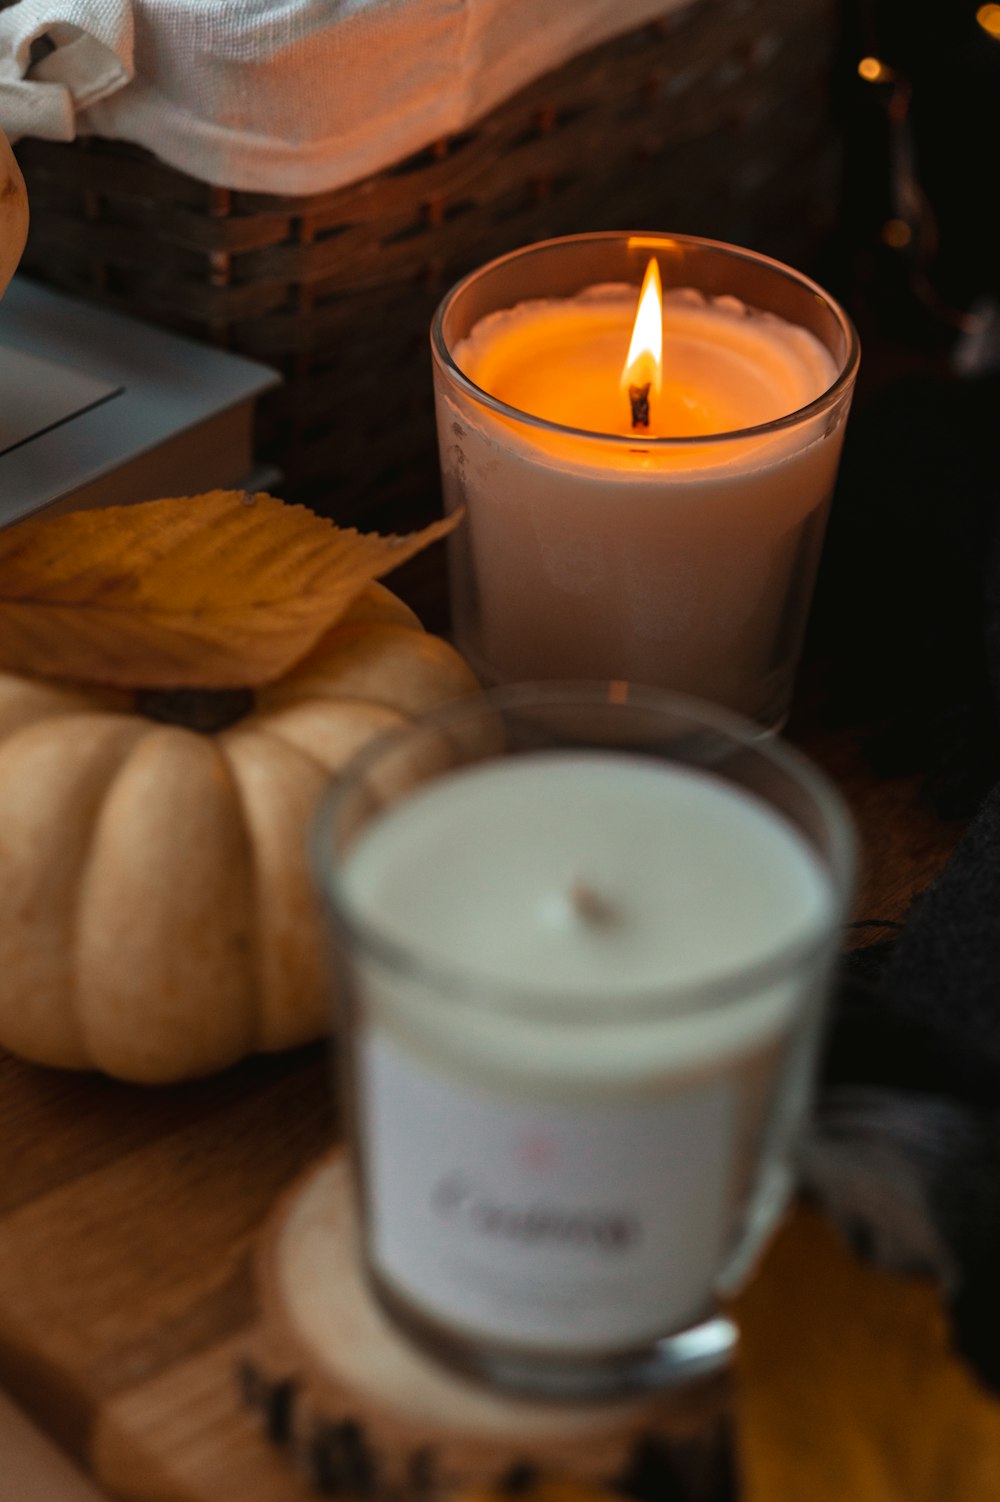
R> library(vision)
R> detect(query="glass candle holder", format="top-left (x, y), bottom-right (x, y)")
top-left (313, 683), bottom-right (854, 1399)
top-left (431, 232), bottom-right (859, 731)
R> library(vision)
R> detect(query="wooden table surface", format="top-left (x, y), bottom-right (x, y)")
top-left (0, 1390), bottom-right (111, 1501)
top-left (0, 713), bottom-right (994, 1502)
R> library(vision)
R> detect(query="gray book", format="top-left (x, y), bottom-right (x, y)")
top-left (0, 278), bottom-right (282, 528)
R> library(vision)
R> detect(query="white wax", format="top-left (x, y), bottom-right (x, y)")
top-left (457, 286), bottom-right (835, 438)
top-left (437, 285), bottom-right (851, 723)
top-left (342, 751), bottom-right (835, 1084)
top-left (346, 751), bottom-right (828, 991)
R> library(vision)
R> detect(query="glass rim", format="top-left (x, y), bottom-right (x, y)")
top-left (312, 681), bottom-right (856, 1022)
top-left (431, 230), bottom-right (860, 449)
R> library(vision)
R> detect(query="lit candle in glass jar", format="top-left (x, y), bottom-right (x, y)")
top-left (432, 234), bottom-right (859, 729)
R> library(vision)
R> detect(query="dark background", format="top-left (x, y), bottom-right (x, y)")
top-left (801, 0), bottom-right (1000, 817)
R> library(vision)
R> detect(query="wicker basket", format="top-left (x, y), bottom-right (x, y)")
top-left (14, 0), bottom-right (840, 541)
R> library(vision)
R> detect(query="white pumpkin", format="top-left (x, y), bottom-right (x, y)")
top-left (0, 584), bottom-right (478, 1083)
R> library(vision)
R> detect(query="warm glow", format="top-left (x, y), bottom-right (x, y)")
top-left (882, 218), bottom-right (912, 248)
top-left (858, 55), bottom-right (892, 82)
top-left (621, 257), bottom-right (663, 398)
top-left (978, 3), bottom-right (1000, 37)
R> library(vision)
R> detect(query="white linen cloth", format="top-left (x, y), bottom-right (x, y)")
top-left (0, 0), bottom-right (688, 194)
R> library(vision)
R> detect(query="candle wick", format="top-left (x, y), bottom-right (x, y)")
top-left (569, 881), bottom-right (617, 928)
top-left (628, 382), bottom-right (651, 430)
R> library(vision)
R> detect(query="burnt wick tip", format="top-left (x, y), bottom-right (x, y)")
top-left (628, 382), bottom-right (651, 430)
top-left (569, 882), bottom-right (617, 928)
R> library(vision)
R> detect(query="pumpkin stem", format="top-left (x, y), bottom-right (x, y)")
top-left (136, 687), bottom-right (255, 733)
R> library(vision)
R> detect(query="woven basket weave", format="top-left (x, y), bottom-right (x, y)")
top-left (14, 0), bottom-right (840, 539)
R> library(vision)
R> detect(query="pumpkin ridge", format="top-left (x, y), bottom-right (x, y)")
top-left (0, 712), bottom-right (151, 1070)
top-left (238, 723), bottom-right (334, 781)
top-left (213, 732), bottom-right (268, 1057)
top-left (73, 726), bottom-right (259, 1081)
top-left (0, 673), bottom-right (128, 736)
top-left (69, 717), bottom-right (158, 1056)
top-left (218, 726), bottom-right (309, 1056)
top-left (219, 727), bottom-right (331, 1053)
top-left (246, 698), bottom-right (412, 778)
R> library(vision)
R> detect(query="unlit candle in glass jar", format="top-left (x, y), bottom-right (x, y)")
top-left (342, 749), bottom-right (836, 1353)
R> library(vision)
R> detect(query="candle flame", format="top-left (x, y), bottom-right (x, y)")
top-left (621, 257), bottom-right (663, 399)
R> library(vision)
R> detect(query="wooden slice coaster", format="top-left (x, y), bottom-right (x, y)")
top-left (239, 1151), bottom-right (737, 1499)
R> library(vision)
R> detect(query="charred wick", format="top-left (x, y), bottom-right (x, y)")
top-left (629, 382), bottom-right (651, 430)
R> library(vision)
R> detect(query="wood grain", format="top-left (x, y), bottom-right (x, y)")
top-left (0, 720), bottom-right (985, 1502)
top-left (93, 1340), bottom-right (320, 1502)
top-left (0, 1391), bottom-right (112, 1502)
top-left (0, 1045), bottom-right (330, 1463)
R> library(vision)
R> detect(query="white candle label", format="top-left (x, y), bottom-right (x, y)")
top-left (360, 1028), bottom-right (737, 1352)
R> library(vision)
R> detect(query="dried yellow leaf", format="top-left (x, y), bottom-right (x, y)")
top-left (0, 491), bottom-right (458, 688)
top-left (735, 1207), bottom-right (1000, 1502)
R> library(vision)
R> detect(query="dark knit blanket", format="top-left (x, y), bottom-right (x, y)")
top-left (800, 368), bottom-right (1000, 1388)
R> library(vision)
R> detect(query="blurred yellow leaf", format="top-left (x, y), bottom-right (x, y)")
top-left (0, 490), bottom-right (457, 688)
top-left (734, 1207), bottom-right (1000, 1502)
